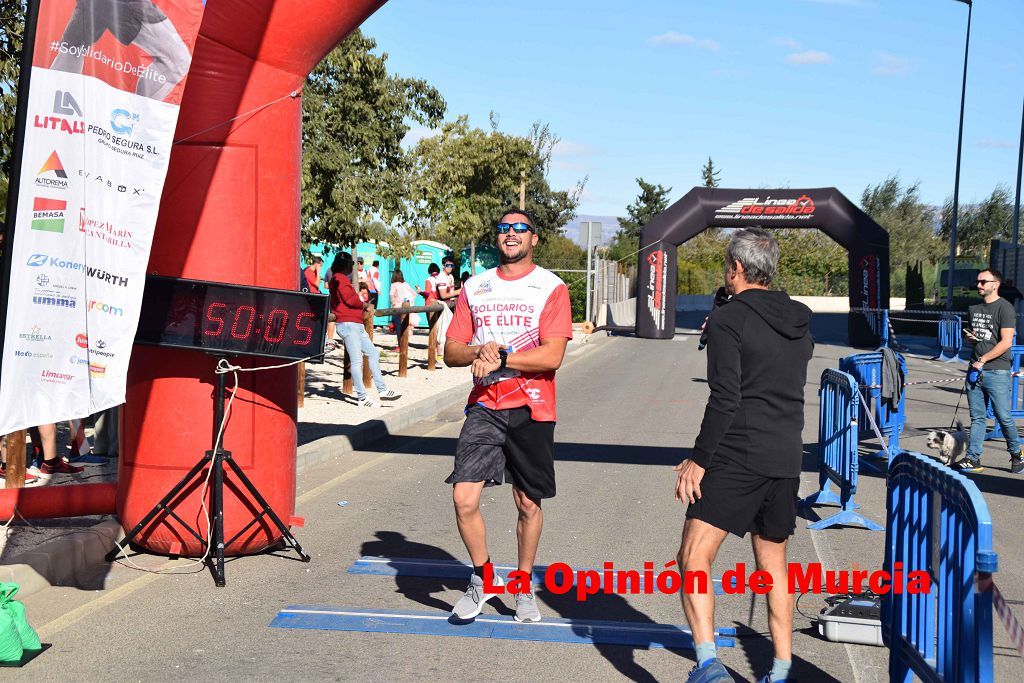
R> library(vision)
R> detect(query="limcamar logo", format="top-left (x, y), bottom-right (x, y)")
top-left (41, 370), bottom-right (74, 382)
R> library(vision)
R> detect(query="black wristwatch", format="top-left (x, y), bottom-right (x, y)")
top-left (498, 348), bottom-right (508, 370)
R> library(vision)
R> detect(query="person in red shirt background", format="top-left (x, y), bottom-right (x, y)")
top-left (329, 252), bottom-right (401, 408)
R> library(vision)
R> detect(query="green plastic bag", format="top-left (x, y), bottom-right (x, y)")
top-left (0, 583), bottom-right (40, 651)
top-left (0, 610), bottom-right (23, 663)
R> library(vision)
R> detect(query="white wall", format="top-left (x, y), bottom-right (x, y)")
top-left (676, 295), bottom-right (907, 312)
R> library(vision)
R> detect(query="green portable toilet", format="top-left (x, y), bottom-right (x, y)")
top-left (355, 241), bottom-right (394, 322)
top-left (459, 244), bottom-right (499, 276)
top-left (399, 240), bottom-right (452, 327)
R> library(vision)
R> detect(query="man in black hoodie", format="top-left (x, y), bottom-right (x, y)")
top-left (676, 228), bottom-right (813, 683)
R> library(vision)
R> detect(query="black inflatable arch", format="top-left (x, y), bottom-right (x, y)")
top-left (634, 187), bottom-right (889, 347)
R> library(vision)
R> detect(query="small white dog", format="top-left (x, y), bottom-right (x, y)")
top-left (925, 421), bottom-right (968, 467)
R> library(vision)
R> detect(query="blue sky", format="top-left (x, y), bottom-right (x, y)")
top-left (363, 0), bottom-right (1021, 219)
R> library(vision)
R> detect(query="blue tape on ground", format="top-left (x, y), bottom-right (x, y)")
top-left (348, 556), bottom-right (727, 595)
top-left (270, 605), bottom-right (736, 649)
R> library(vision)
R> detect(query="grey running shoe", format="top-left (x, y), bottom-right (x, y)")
top-left (452, 573), bottom-right (504, 620)
top-left (1011, 453), bottom-right (1024, 474)
top-left (514, 591), bottom-right (541, 623)
top-left (379, 388), bottom-right (402, 401)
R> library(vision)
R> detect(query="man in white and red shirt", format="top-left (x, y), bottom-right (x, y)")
top-left (444, 209), bottom-right (572, 624)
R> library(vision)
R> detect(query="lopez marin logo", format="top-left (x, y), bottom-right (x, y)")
top-left (482, 561), bottom-right (930, 600)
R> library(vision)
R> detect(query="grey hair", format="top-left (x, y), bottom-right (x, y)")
top-left (726, 227), bottom-right (779, 287)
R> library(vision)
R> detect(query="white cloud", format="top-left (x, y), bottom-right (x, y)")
top-left (785, 50), bottom-right (833, 65)
top-left (873, 52), bottom-right (913, 77)
top-left (977, 139), bottom-right (1015, 149)
top-left (773, 37), bottom-right (801, 50)
top-left (647, 32), bottom-right (720, 51)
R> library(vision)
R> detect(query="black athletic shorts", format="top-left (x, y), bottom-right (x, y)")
top-left (685, 457), bottom-right (800, 540)
top-left (445, 404), bottom-right (556, 500)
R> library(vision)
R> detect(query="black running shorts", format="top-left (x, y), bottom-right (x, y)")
top-left (445, 404), bottom-right (556, 500)
top-left (685, 457), bottom-right (800, 540)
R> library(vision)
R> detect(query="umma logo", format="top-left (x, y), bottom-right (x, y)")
top-left (87, 300), bottom-right (124, 316)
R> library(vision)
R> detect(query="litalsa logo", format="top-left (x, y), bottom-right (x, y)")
top-left (35, 151), bottom-right (69, 190)
top-left (715, 195), bottom-right (816, 220)
top-left (33, 91), bottom-right (84, 135)
top-left (79, 209), bottom-right (133, 249)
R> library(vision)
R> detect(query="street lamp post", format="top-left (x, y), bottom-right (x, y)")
top-left (1013, 98), bottom-right (1024, 285)
top-left (946, 0), bottom-right (973, 310)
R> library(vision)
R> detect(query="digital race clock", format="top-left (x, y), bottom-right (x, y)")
top-left (135, 276), bottom-right (329, 360)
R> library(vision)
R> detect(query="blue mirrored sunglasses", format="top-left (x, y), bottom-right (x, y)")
top-left (496, 222), bottom-right (534, 234)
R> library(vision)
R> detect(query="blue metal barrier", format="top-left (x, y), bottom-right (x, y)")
top-left (983, 345), bottom-right (1024, 441)
top-left (883, 450), bottom-right (997, 683)
top-left (936, 314), bottom-right (965, 363)
top-left (862, 308), bottom-right (889, 348)
top-left (799, 369), bottom-right (882, 531)
top-left (839, 352), bottom-right (907, 464)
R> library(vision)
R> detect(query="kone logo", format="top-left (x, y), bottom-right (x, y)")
top-left (26, 254), bottom-right (48, 267)
top-left (111, 109), bottom-right (140, 136)
top-left (35, 151), bottom-right (69, 190)
top-left (88, 300), bottom-right (124, 317)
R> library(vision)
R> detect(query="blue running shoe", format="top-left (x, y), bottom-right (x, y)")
top-left (686, 658), bottom-right (734, 683)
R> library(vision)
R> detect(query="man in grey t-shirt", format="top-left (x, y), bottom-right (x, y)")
top-left (961, 267), bottom-right (1022, 473)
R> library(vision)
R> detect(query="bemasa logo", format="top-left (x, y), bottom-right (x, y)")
top-left (31, 197), bottom-right (67, 232)
top-left (110, 108), bottom-right (140, 136)
top-left (33, 91), bottom-right (84, 135)
top-left (35, 151), bottom-right (69, 190)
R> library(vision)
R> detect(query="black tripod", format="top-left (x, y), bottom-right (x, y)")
top-left (106, 356), bottom-right (310, 586)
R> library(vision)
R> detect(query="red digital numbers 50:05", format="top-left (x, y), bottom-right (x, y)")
top-left (204, 302), bottom-right (316, 345)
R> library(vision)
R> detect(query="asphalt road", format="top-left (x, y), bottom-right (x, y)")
top-left (14, 326), bottom-right (1024, 682)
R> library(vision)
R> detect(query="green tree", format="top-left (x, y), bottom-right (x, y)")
top-left (939, 185), bottom-right (1015, 257)
top-left (701, 157), bottom-right (721, 188)
top-left (607, 178), bottom-right (672, 263)
top-left (301, 29), bottom-right (445, 250)
top-left (861, 175), bottom-right (941, 279)
top-left (409, 115), bottom-right (583, 251)
top-left (1, 1), bottom-right (27, 226)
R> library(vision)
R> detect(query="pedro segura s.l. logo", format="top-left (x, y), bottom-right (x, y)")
top-left (715, 195), bottom-right (817, 221)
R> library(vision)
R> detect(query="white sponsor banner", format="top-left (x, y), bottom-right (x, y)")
top-left (0, 0), bottom-right (204, 434)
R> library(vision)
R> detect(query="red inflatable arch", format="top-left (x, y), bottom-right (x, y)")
top-left (118, 0), bottom-right (388, 556)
